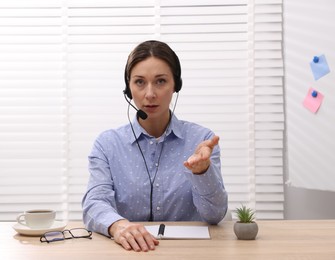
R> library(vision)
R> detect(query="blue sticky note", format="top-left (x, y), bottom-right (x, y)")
top-left (309, 54), bottom-right (330, 80)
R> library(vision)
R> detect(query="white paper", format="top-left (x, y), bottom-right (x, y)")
top-left (145, 225), bottom-right (210, 240)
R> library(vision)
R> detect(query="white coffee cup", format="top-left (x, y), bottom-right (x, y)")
top-left (16, 209), bottom-right (56, 229)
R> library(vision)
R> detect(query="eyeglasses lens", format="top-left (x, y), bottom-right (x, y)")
top-left (44, 231), bottom-right (65, 242)
top-left (70, 228), bottom-right (91, 238)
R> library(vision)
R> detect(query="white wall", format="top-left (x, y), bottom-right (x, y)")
top-left (284, 0), bottom-right (335, 218)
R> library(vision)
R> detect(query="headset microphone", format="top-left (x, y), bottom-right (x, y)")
top-left (123, 91), bottom-right (148, 120)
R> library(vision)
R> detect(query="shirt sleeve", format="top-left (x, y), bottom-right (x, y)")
top-left (82, 136), bottom-right (124, 237)
top-left (185, 140), bottom-right (228, 224)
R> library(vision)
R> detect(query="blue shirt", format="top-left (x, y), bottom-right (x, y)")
top-left (82, 114), bottom-right (228, 237)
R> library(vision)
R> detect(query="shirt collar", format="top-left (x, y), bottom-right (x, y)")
top-left (130, 112), bottom-right (183, 144)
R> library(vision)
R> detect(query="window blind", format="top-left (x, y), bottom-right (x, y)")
top-left (0, 0), bottom-right (284, 221)
top-left (0, 0), bottom-right (66, 220)
top-left (253, 0), bottom-right (284, 219)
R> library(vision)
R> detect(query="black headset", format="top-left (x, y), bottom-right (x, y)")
top-left (123, 59), bottom-right (183, 99)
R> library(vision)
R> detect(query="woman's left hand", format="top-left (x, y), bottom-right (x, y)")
top-left (183, 135), bottom-right (219, 175)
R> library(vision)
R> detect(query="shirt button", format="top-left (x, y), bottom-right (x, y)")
top-left (150, 141), bottom-right (154, 145)
top-left (156, 207), bottom-right (160, 211)
top-left (156, 183), bottom-right (160, 187)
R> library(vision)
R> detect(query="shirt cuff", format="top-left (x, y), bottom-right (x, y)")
top-left (186, 164), bottom-right (220, 196)
top-left (85, 209), bottom-right (125, 237)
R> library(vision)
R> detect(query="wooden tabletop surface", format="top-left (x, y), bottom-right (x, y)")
top-left (1, 220), bottom-right (335, 260)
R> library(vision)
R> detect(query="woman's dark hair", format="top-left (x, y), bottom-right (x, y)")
top-left (124, 40), bottom-right (182, 99)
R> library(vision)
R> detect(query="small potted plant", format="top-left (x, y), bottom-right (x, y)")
top-left (233, 205), bottom-right (258, 240)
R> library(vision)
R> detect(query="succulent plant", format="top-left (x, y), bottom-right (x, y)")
top-left (235, 205), bottom-right (256, 223)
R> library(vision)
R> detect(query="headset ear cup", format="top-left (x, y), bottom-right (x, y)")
top-left (124, 86), bottom-right (132, 99)
top-left (124, 64), bottom-right (132, 99)
top-left (175, 78), bottom-right (182, 93)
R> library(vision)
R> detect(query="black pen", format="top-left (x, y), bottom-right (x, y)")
top-left (158, 224), bottom-right (165, 239)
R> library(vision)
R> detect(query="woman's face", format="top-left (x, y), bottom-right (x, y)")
top-left (129, 57), bottom-right (175, 121)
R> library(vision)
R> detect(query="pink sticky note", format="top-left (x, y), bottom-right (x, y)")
top-left (303, 88), bottom-right (324, 113)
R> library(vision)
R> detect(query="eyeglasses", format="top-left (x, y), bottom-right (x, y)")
top-left (40, 228), bottom-right (92, 243)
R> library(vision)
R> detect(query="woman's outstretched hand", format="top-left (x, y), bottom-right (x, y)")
top-left (184, 135), bottom-right (220, 175)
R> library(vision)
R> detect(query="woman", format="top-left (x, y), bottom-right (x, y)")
top-left (82, 40), bottom-right (228, 252)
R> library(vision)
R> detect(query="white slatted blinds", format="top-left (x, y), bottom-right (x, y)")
top-left (0, 1), bottom-right (66, 220)
top-left (253, 0), bottom-right (284, 219)
top-left (0, 0), bottom-right (284, 221)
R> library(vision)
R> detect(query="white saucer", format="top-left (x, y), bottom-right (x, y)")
top-left (13, 220), bottom-right (67, 236)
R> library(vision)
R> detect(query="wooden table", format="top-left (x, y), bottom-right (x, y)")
top-left (1, 220), bottom-right (335, 260)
